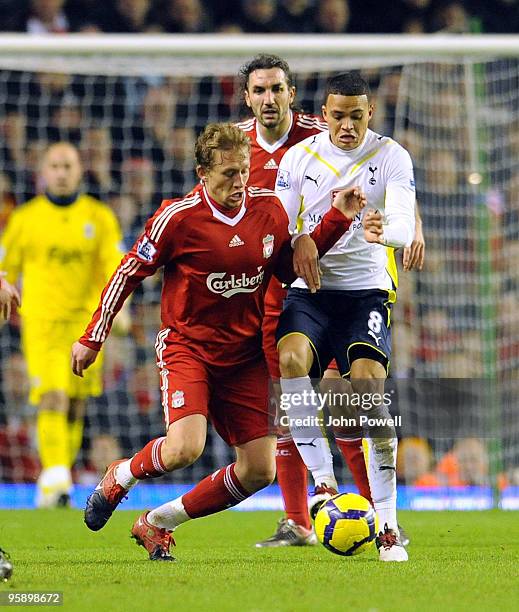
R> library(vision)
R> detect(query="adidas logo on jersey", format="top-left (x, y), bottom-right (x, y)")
top-left (228, 234), bottom-right (244, 247)
top-left (263, 158), bottom-right (278, 170)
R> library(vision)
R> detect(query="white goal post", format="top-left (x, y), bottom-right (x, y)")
top-left (0, 33), bottom-right (518, 75)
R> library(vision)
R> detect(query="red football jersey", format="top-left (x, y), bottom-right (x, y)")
top-left (236, 111), bottom-right (327, 317)
top-left (236, 111), bottom-right (327, 189)
top-left (80, 182), bottom-right (349, 366)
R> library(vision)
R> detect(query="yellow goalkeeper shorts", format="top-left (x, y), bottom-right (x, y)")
top-left (22, 318), bottom-right (103, 405)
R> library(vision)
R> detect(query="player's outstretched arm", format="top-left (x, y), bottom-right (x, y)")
top-left (76, 199), bottom-right (180, 357)
top-left (71, 341), bottom-right (99, 377)
top-left (0, 274), bottom-right (21, 322)
top-left (403, 202), bottom-right (425, 271)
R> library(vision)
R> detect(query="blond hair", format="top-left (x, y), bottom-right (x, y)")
top-left (195, 123), bottom-right (250, 171)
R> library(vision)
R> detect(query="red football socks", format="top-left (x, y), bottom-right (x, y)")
top-left (276, 438), bottom-right (311, 530)
top-left (182, 463), bottom-right (249, 518)
top-left (335, 437), bottom-right (373, 503)
top-left (130, 437), bottom-right (167, 479)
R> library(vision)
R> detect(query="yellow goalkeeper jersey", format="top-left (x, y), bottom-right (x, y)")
top-left (0, 193), bottom-right (123, 322)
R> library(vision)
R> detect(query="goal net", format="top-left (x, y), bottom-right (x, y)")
top-left (0, 35), bottom-right (518, 505)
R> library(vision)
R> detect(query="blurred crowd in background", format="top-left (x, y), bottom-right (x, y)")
top-left (0, 2), bottom-right (518, 488)
top-left (0, 61), bottom-right (518, 486)
top-left (0, 0), bottom-right (518, 36)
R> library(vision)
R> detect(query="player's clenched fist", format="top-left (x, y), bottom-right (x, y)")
top-left (363, 209), bottom-right (385, 244)
top-left (71, 341), bottom-right (99, 377)
top-left (332, 186), bottom-right (367, 220)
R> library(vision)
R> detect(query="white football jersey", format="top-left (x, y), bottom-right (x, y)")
top-left (275, 128), bottom-right (416, 291)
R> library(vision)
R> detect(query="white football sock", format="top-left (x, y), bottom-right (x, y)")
top-left (38, 465), bottom-right (72, 490)
top-left (280, 376), bottom-right (337, 489)
top-left (147, 497), bottom-right (191, 530)
top-left (365, 436), bottom-right (398, 531)
top-left (37, 466), bottom-right (72, 494)
top-left (115, 459), bottom-right (138, 489)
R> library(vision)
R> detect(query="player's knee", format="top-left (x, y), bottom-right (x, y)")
top-left (39, 391), bottom-right (69, 412)
top-left (350, 358), bottom-right (386, 383)
top-left (350, 367), bottom-right (385, 402)
top-left (278, 349), bottom-right (310, 378)
top-left (161, 440), bottom-right (203, 471)
top-left (244, 463), bottom-right (276, 491)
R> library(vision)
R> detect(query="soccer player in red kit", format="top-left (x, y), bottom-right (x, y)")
top-left (236, 54), bottom-right (373, 547)
top-left (236, 54), bottom-right (327, 382)
top-left (71, 123), bottom-right (366, 561)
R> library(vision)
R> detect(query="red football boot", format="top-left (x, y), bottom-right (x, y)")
top-left (84, 459), bottom-right (129, 531)
top-left (131, 512), bottom-right (175, 561)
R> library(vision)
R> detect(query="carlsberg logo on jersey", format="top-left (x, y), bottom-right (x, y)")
top-left (206, 267), bottom-right (265, 298)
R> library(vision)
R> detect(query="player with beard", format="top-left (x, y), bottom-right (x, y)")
top-left (237, 55), bottom-right (374, 548)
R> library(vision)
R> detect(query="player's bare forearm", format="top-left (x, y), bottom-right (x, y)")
top-left (71, 341), bottom-right (99, 378)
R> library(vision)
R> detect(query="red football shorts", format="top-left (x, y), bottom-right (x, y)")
top-left (262, 313), bottom-right (281, 380)
top-left (155, 330), bottom-right (275, 446)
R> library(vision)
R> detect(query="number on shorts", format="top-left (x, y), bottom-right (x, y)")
top-left (367, 310), bottom-right (383, 333)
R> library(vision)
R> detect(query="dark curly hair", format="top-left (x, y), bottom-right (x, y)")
top-left (239, 53), bottom-right (295, 92)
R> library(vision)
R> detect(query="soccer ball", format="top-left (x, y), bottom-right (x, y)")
top-left (314, 493), bottom-right (378, 556)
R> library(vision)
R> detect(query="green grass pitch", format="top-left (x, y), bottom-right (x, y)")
top-left (0, 510), bottom-right (518, 611)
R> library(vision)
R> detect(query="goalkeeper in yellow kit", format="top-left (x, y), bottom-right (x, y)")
top-left (0, 142), bottom-right (124, 507)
